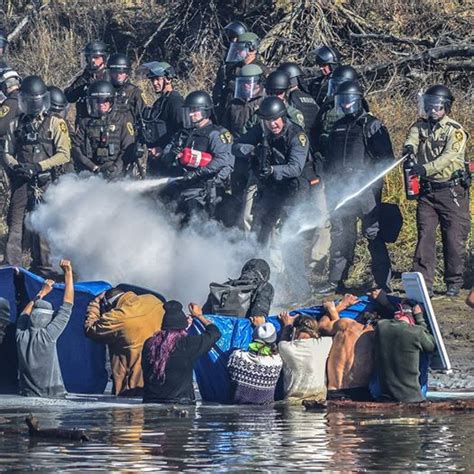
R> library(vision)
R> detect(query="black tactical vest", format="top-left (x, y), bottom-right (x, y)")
top-left (85, 112), bottom-right (123, 165)
top-left (288, 89), bottom-right (319, 132)
top-left (14, 114), bottom-right (54, 165)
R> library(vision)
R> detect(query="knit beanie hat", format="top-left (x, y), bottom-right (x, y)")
top-left (161, 300), bottom-right (188, 330)
top-left (252, 322), bottom-right (277, 344)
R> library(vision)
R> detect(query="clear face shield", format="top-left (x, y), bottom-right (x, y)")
top-left (225, 42), bottom-right (249, 64)
top-left (182, 106), bottom-right (211, 129)
top-left (109, 68), bottom-right (129, 87)
top-left (234, 76), bottom-right (261, 101)
top-left (334, 93), bottom-right (362, 116)
top-left (419, 93), bottom-right (447, 121)
top-left (86, 96), bottom-right (114, 118)
top-left (326, 77), bottom-right (345, 98)
top-left (18, 90), bottom-right (51, 116)
top-left (261, 117), bottom-right (285, 136)
top-left (81, 53), bottom-right (107, 72)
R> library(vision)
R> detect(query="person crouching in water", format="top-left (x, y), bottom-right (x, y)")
top-left (374, 301), bottom-right (435, 403)
top-left (227, 322), bottom-right (282, 405)
top-left (84, 287), bottom-right (164, 397)
top-left (142, 301), bottom-right (221, 404)
top-left (319, 294), bottom-right (380, 402)
top-left (16, 259), bottom-right (74, 398)
top-left (278, 312), bottom-right (333, 402)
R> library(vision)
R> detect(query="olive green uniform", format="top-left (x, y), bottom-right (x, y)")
top-left (404, 115), bottom-right (470, 291)
top-left (2, 113), bottom-right (71, 276)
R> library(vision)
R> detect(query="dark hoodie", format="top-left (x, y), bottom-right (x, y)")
top-left (16, 299), bottom-right (73, 398)
top-left (203, 258), bottom-right (274, 318)
top-left (0, 298), bottom-right (18, 393)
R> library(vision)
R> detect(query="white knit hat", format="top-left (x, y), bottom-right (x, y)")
top-left (252, 322), bottom-right (277, 344)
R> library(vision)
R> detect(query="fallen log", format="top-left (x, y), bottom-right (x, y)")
top-left (25, 415), bottom-right (90, 442)
top-left (303, 398), bottom-right (474, 412)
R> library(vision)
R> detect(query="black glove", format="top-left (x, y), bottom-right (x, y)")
top-left (259, 164), bottom-right (273, 179)
top-left (14, 162), bottom-right (42, 180)
top-left (181, 171), bottom-right (198, 183)
top-left (403, 144), bottom-right (415, 158)
top-left (409, 163), bottom-right (426, 177)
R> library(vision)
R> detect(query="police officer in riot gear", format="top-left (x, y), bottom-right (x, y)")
top-left (72, 80), bottom-right (135, 180)
top-left (404, 85), bottom-right (470, 297)
top-left (223, 20), bottom-right (247, 46)
top-left (0, 68), bottom-right (21, 136)
top-left (1, 75), bottom-right (71, 277)
top-left (277, 62), bottom-right (319, 135)
top-left (212, 32), bottom-right (268, 122)
top-left (314, 81), bottom-right (394, 295)
top-left (47, 86), bottom-right (69, 118)
top-left (138, 61), bottom-right (184, 175)
top-left (0, 29), bottom-right (8, 60)
top-left (65, 40), bottom-right (109, 124)
top-left (161, 91), bottom-right (234, 222)
top-left (236, 96), bottom-right (316, 243)
top-left (308, 45), bottom-right (341, 106)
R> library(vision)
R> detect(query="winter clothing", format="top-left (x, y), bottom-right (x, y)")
top-left (161, 300), bottom-right (188, 330)
top-left (16, 301), bottom-right (73, 398)
top-left (84, 292), bottom-right (164, 396)
top-left (142, 323), bottom-right (221, 404)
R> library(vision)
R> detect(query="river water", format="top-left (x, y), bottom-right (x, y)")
top-left (0, 394), bottom-right (473, 471)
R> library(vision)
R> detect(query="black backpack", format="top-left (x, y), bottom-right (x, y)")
top-left (207, 279), bottom-right (261, 317)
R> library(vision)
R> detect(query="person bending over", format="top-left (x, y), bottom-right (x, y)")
top-left (319, 294), bottom-right (380, 401)
top-left (16, 259), bottom-right (74, 398)
top-left (142, 301), bottom-right (221, 404)
top-left (278, 312), bottom-right (333, 401)
top-left (374, 301), bottom-right (435, 402)
top-left (227, 322), bottom-right (282, 405)
top-left (85, 286), bottom-right (164, 397)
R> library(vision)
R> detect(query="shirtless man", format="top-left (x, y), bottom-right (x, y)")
top-left (319, 294), bottom-right (380, 401)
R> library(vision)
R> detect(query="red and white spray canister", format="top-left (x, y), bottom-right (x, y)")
top-left (178, 147), bottom-right (213, 168)
top-left (403, 155), bottom-right (420, 200)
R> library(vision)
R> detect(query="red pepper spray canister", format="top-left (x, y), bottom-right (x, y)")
top-left (403, 155), bottom-right (420, 200)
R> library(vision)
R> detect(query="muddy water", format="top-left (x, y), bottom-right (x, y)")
top-left (0, 395), bottom-right (473, 471)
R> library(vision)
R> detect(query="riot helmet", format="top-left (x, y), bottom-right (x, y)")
top-left (107, 53), bottom-right (131, 87)
top-left (0, 67), bottom-right (21, 95)
top-left (47, 86), bottom-right (69, 115)
top-left (138, 61), bottom-right (176, 79)
top-left (234, 64), bottom-right (263, 101)
top-left (314, 45), bottom-right (341, 74)
top-left (277, 62), bottom-right (303, 87)
top-left (265, 70), bottom-right (290, 96)
top-left (257, 96), bottom-right (287, 135)
top-left (86, 80), bottom-right (115, 118)
top-left (18, 75), bottom-right (50, 116)
top-left (82, 40), bottom-right (109, 72)
top-left (182, 90), bottom-right (213, 128)
top-left (225, 32), bottom-right (260, 65)
top-left (224, 21), bottom-right (247, 43)
top-left (327, 65), bottom-right (358, 98)
top-left (334, 80), bottom-right (363, 116)
top-left (420, 84), bottom-right (454, 120)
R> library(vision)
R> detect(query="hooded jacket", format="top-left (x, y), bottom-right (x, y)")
top-left (84, 292), bottom-right (164, 396)
top-left (16, 300), bottom-right (73, 398)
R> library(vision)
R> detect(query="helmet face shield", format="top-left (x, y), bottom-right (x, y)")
top-left (82, 52), bottom-right (107, 72)
top-left (225, 42), bottom-right (249, 64)
top-left (18, 90), bottom-right (51, 116)
top-left (421, 93), bottom-right (448, 120)
top-left (109, 69), bottom-right (129, 87)
top-left (87, 96), bottom-right (114, 118)
top-left (234, 76), bottom-right (261, 101)
top-left (327, 77), bottom-right (345, 98)
top-left (182, 106), bottom-right (211, 129)
top-left (335, 93), bottom-right (362, 115)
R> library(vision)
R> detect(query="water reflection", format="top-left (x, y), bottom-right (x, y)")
top-left (0, 398), bottom-right (472, 471)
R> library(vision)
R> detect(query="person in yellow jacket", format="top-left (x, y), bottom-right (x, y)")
top-left (85, 288), bottom-right (164, 397)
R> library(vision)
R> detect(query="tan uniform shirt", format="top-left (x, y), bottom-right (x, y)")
top-left (3, 114), bottom-right (71, 171)
top-left (404, 115), bottom-right (468, 182)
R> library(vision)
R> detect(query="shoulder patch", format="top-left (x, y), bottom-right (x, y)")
top-left (297, 133), bottom-right (307, 147)
top-left (58, 120), bottom-right (68, 133)
top-left (295, 112), bottom-right (305, 127)
top-left (219, 131), bottom-right (233, 144)
top-left (0, 105), bottom-right (10, 118)
top-left (365, 117), bottom-right (382, 138)
top-left (452, 129), bottom-right (464, 152)
top-left (126, 122), bottom-right (134, 136)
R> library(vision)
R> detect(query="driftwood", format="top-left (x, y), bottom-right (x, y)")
top-left (303, 399), bottom-right (474, 412)
top-left (349, 32), bottom-right (435, 48)
top-left (25, 415), bottom-right (90, 442)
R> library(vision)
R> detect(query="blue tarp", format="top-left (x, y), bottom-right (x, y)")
top-left (0, 267), bottom-right (429, 400)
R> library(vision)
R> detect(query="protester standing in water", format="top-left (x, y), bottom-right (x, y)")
top-left (142, 301), bottom-right (221, 404)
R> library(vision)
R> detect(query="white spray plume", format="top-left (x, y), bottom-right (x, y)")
top-left (28, 175), bottom-right (262, 303)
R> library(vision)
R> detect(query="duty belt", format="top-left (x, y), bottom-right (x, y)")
top-left (421, 178), bottom-right (461, 192)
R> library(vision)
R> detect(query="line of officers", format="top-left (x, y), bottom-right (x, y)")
top-left (0, 22), bottom-right (470, 296)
